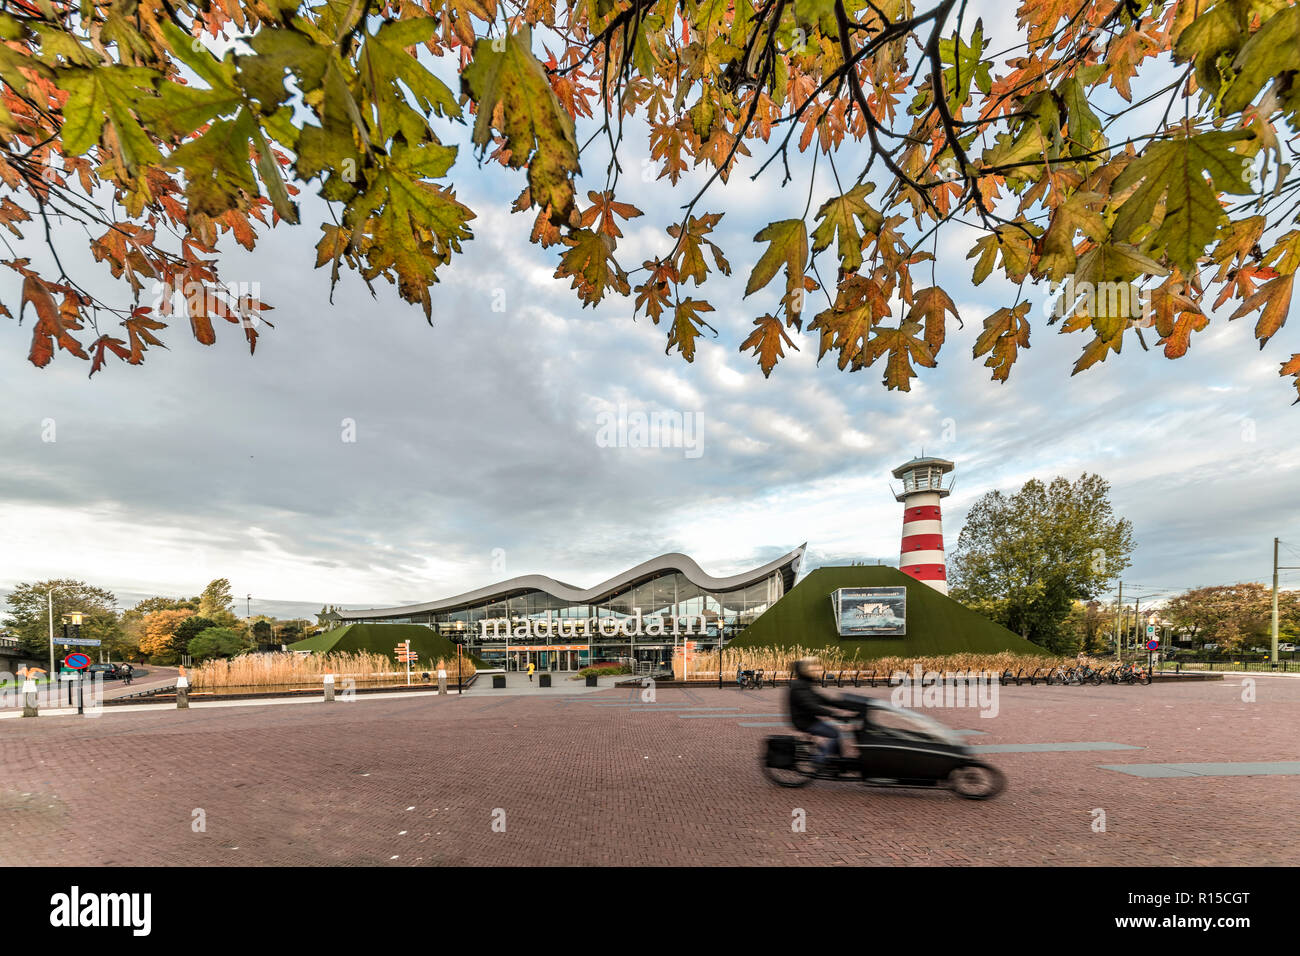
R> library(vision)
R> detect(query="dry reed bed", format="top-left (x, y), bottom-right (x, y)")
top-left (672, 646), bottom-right (1109, 681)
top-left (190, 651), bottom-right (476, 690)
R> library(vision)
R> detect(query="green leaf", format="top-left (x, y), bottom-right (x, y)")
top-left (462, 26), bottom-right (580, 220)
top-left (1037, 192), bottom-right (1107, 283)
top-left (937, 19), bottom-right (990, 112)
top-left (746, 218), bottom-right (807, 298)
top-left (1057, 77), bottom-right (1104, 154)
top-left (1219, 3), bottom-right (1300, 115)
top-left (359, 17), bottom-right (460, 124)
top-left (811, 183), bottom-right (882, 273)
top-left (59, 66), bottom-right (162, 168)
top-left (1110, 131), bottom-right (1254, 274)
top-left (167, 110), bottom-right (261, 217)
top-left (343, 139), bottom-right (475, 319)
top-left (1173, 3), bottom-right (1244, 97)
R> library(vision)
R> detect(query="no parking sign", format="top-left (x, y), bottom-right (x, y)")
top-left (63, 653), bottom-right (91, 670)
top-left (1146, 640), bottom-right (1159, 651)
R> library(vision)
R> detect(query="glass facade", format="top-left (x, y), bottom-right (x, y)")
top-left (345, 565), bottom-right (793, 672)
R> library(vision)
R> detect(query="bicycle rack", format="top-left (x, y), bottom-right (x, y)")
top-left (835, 671), bottom-right (844, 688)
top-left (1029, 667), bottom-right (1044, 685)
top-left (851, 670), bottom-right (861, 688)
top-left (868, 671), bottom-right (876, 687)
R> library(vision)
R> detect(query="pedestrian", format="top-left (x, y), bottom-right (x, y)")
top-left (527, 660), bottom-right (535, 683)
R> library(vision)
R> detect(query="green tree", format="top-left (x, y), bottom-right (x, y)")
top-left (173, 616), bottom-right (217, 649)
top-left (198, 579), bottom-right (235, 619)
top-left (131, 596), bottom-right (200, 615)
top-left (1061, 599), bottom-right (1109, 655)
top-left (3, 2), bottom-right (1300, 400)
top-left (187, 627), bottom-right (246, 662)
top-left (251, 619), bottom-right (273, 646)
top-left (2, 579), bottom-right (120, 662)
top-left (949, 474), bottom-right (1135, 649)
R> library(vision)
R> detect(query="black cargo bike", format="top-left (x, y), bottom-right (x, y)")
top-left (762, 694), bottom-right (1007, 800)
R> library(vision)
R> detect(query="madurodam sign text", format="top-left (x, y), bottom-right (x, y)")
top-left (478, 610), bottom-right (718, 640)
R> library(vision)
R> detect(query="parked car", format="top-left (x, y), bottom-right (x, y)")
top-left (1279, 643), bottom-right (1297, 653)
top-left (86, 663), bottom-right (120, 680)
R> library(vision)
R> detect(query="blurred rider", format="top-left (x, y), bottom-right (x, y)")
top-left (788, 657), bottom-right (850, 771)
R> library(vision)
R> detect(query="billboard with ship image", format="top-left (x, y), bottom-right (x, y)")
top-left (831, 586), bottom-right (907, 637)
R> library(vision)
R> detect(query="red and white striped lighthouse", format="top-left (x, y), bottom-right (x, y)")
top-left (892, 456), bottom-right (955, 595)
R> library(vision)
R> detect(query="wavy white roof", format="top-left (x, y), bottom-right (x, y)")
top-left (334, 544), bottom-right (806, 620)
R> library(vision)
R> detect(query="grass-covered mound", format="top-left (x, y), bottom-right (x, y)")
top-left (731, 565), bottom-right (1049, 659)
top-left (288, 623), bottom-right (483, 666)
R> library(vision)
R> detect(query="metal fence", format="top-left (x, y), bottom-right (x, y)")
top-left (1156, 659), bottom-right (1298, 673)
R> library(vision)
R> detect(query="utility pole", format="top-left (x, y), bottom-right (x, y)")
top-left (1114, 582), bottom-right (1123, 659)
top-left (1271, 538), bottom-right (1300, 664)
top-left (1132, 595), bottom-right (1140, 655)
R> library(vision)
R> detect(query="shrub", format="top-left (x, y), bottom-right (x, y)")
top-left (574, 663), bottom-right (632, 679)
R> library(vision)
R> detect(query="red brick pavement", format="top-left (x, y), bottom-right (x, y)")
top-left (1, 678), bottom-right (1296, 866)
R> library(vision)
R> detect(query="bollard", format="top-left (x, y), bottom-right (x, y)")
top-left (21, 678), bottom-right (38, 717)
top-left (176, 674), bottom-right (190, 709)
top-left (323, 673), bottom-right (335, 702)
top-left (438, 669), bottom-right (448, 695)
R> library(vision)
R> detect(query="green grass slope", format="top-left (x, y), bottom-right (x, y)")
top-left (288, 623), bottom-right (482, 665)
top-left (732, 565), bottom-right (1049, 659)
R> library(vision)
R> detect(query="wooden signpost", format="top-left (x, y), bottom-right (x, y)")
top-left (394, 640), bottom-right (417, 686)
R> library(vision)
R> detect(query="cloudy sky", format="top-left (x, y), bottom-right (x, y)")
top-left (2, 9), bottom-right (1299, 618)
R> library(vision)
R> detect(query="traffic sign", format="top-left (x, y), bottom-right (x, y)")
top-left (1146, 639), bottom-right (1159, 651)
top-left (1146, 624), bottom-right (1155, 637)
top-left (61, 638), bottom-right (101, 647)
top-left (63, 653), bottom-right (91, 670)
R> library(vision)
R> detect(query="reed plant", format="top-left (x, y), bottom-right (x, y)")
top-left (190, 651), bottom-right (476, 691)
top-left (674, 646), bottom-right (1105, 682)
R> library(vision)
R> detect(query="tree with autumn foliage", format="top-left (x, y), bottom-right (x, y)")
top-left (2, 1), bottom-right (1299, 398)
top-left (1162, 582), bottom-right (1300, 652)
top-left (140, 607), bottom-right (194, 663)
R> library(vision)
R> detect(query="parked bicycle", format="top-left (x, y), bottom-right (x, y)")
top-left (1069, 664), bottom-right (1106, 685)
top-left (1114, 662), bottom-right (1152, 685)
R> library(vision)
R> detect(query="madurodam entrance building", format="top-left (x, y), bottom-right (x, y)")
top-left (332, 545), bottom-right (805, 671)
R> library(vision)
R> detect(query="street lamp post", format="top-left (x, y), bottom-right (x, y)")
top-left (46, 584), bottom-right (70, 679)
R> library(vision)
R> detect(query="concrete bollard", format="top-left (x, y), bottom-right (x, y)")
top-left (21, 678), bottom-right (38, 718)
top-left (437, 669), bottom-right (447, 696)
top-left (323, 674), bottom-right (335, 702)
top-left (176, 674), bottom-right (189, 709)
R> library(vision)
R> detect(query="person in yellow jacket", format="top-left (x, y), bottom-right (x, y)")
top-left (527, 660), bottom-right (535, 682)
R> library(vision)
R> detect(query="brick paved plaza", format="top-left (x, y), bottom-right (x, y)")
top-left (2, 677), bottom-right (1297, 866)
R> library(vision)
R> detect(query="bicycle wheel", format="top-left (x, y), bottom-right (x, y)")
top-left (948, 761), bottom-right (1006, 800)
top-left (1088, 670), bottom-right (1104, 686)
top-left (1137, 670), bottom-right (1152, 686)
top-left (762, 743), bottom-right (817, 788)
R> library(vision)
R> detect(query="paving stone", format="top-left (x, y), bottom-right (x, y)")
top-left (0, 678), bottom-right (1296, 865)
